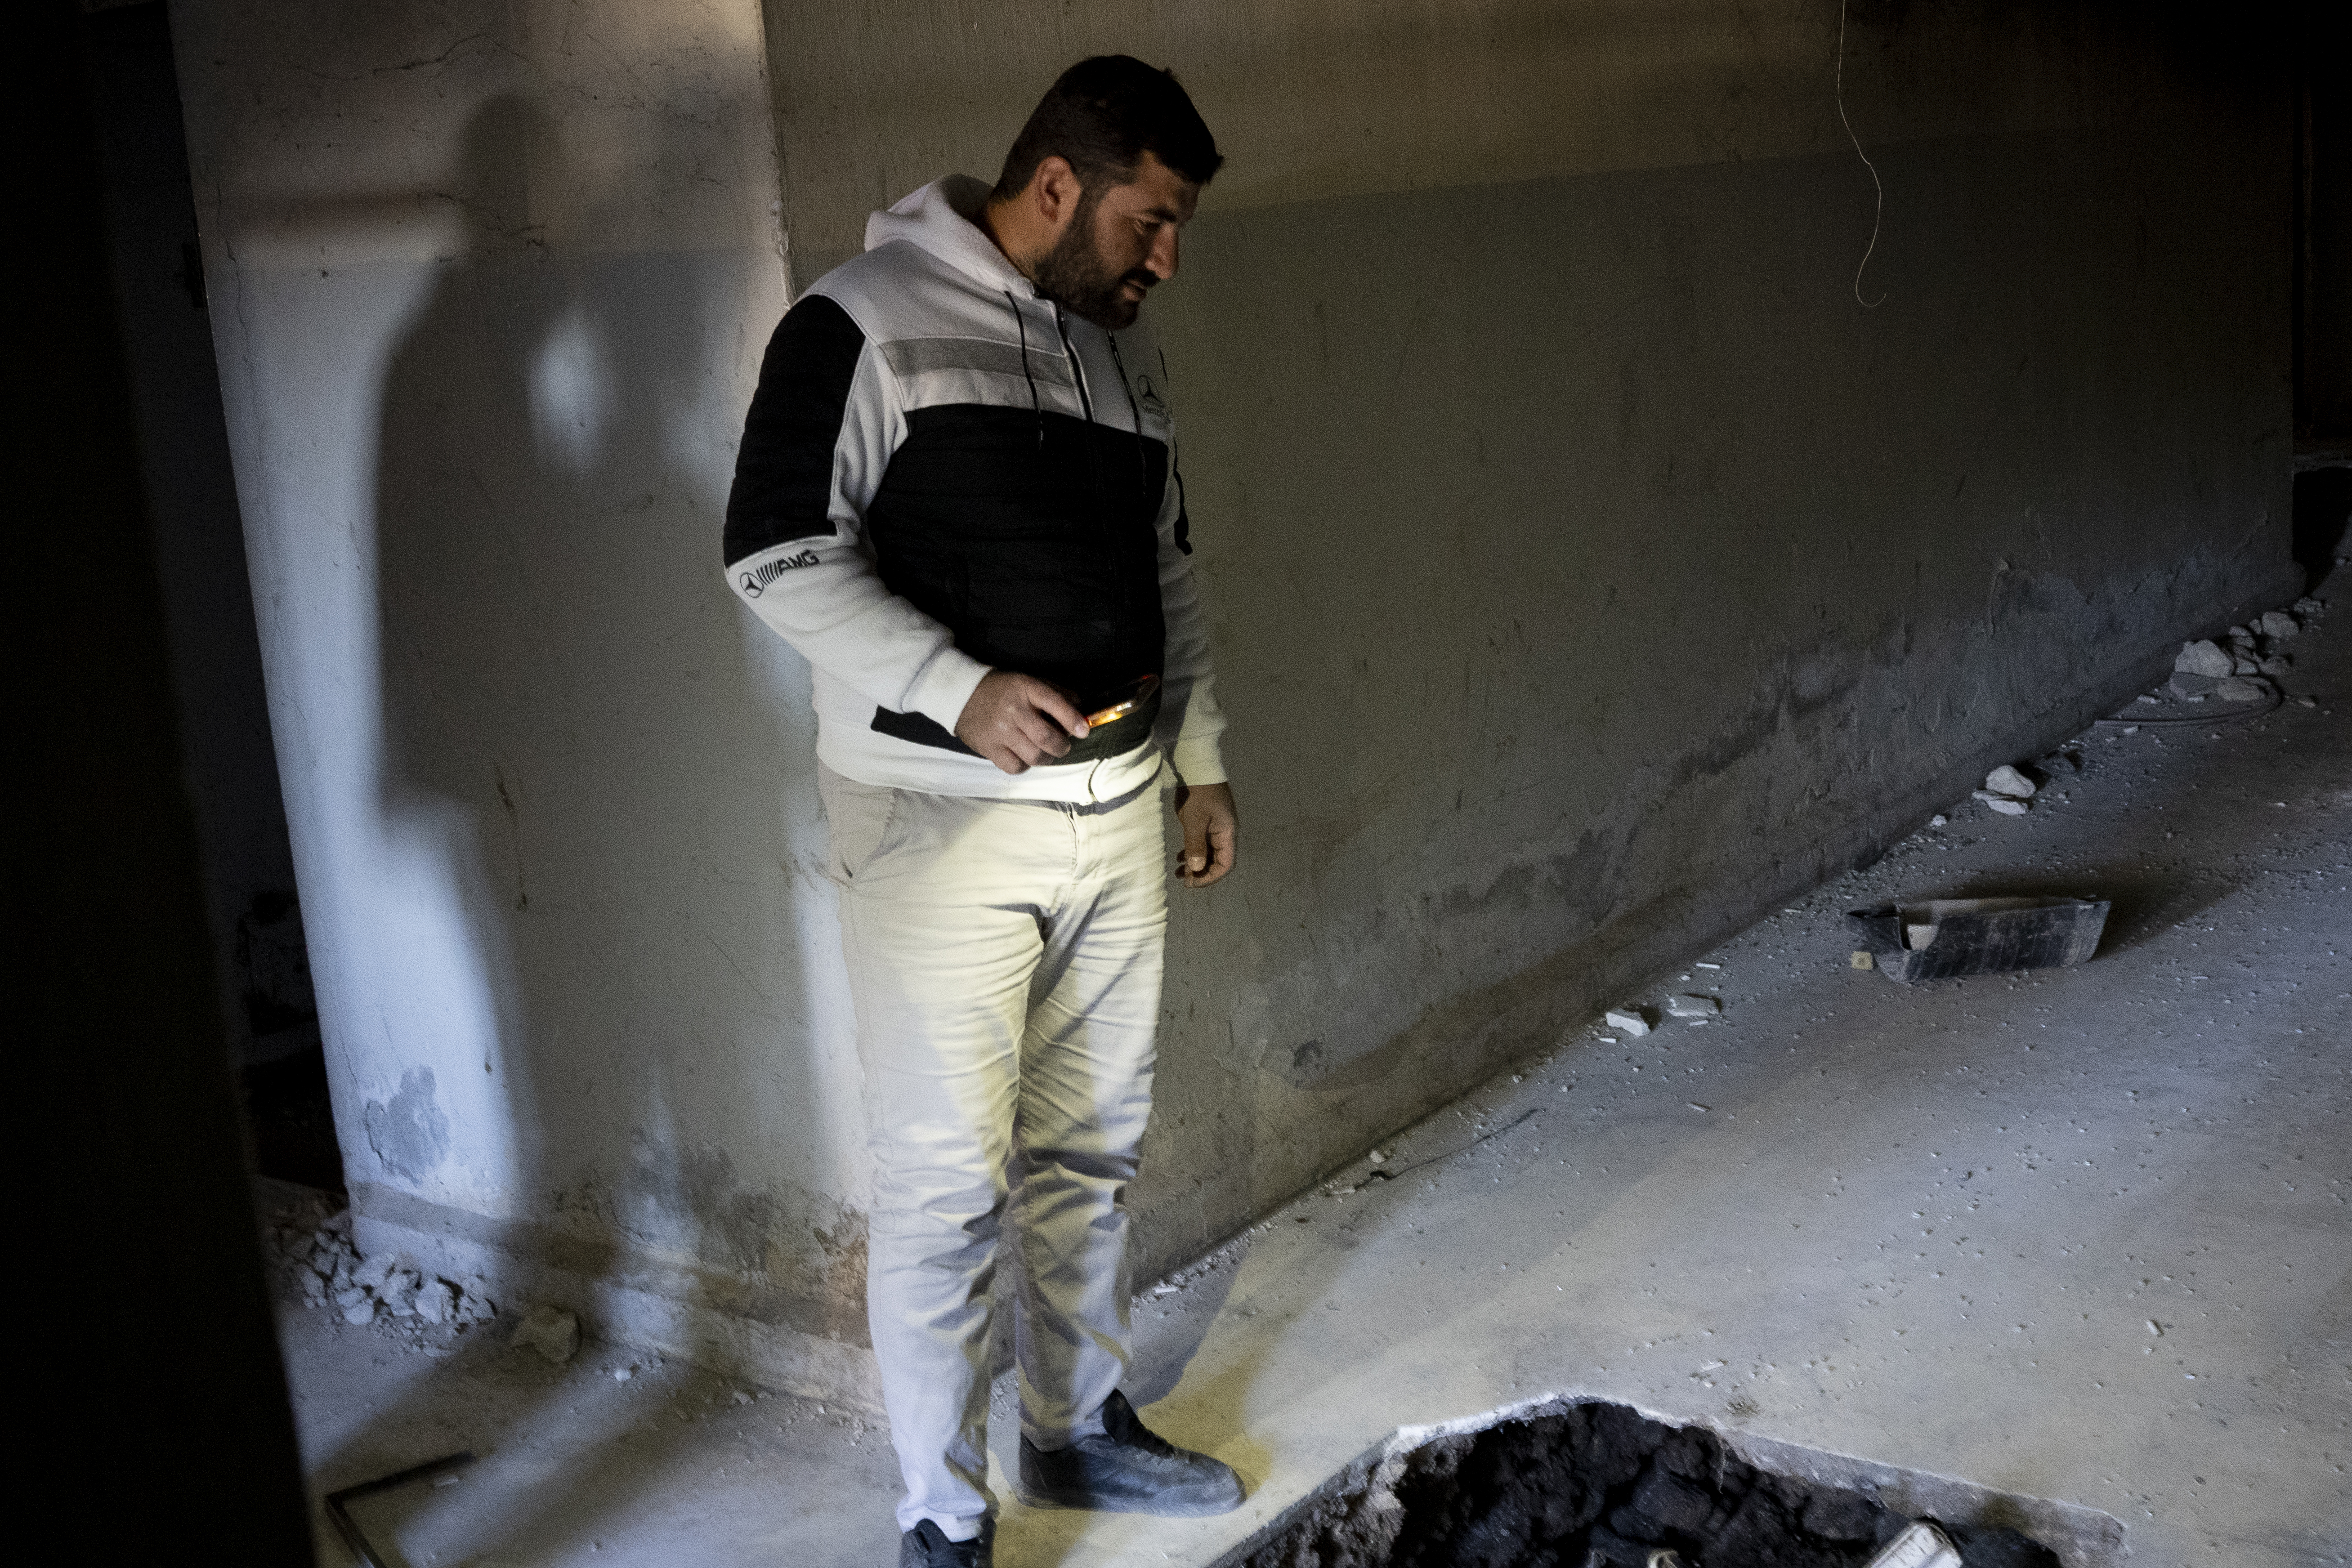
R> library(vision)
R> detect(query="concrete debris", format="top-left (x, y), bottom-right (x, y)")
top-left (1972, 791), bottom-right (2029, 816)
top-left (380, 1268), bottom-right (421, 1316)
top-left (2173, 639), bottom-right (2234, 677)
top-left (1928, 813), bottom-right (1946, 826)
top-left (513, 1306), bottom-right (581, 1365)
top-left (1982, 765), bottom-right (2035, 799)
top-left (415, 1280), bottom-right (456, 1325)
top-left (1865, 1521), bottom-right (1962, 1568)
top-left (456, 1277), bottom-right (495, 1324)
top-left (2152, 602), bottom-right (2330, 709)
top-left (1663, 995), bottom-right (1719, 1019)
top-left (1604, 1008), bottom-right (1652, 1037)
top-left (264, 1197), bottom-right (499, 1353)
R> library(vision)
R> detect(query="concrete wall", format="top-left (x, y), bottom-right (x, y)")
top-left (182, 0), bottom-right (2297, 1403)
top-left (760, 1), bottom-right (2297, 1272)
top-left (2298, 58), bottom-right (2352, 439)
top-left (174, 0), bottom-right (874, 1391)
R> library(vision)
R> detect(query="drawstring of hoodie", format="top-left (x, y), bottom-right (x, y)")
top-left (1003, 294), bottom-right (1153, 505)
top-left (1050, 303), bottom-right (1097, 425)
top-left (1159, 346), bottom-right (1191, 555)
top-left (1004, 290), bottom-right (1044, 449)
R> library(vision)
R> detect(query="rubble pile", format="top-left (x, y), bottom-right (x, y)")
top-left (2166, 596), bottom-right (2326, 709)
top-left (261, 1194), bottom-right (498, 1353)
top-left (1241, 1400), bottom-right (2060, 1568)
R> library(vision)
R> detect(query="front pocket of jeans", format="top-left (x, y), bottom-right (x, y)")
top-left (826, 783), bottom-right (899, 883)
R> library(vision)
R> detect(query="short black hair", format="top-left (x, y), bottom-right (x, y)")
top-left (992, 56), bottom-right (1222, 200)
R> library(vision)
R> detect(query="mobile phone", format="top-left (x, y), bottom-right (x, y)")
top-left (1084, 673), bottom-right (1160, 729)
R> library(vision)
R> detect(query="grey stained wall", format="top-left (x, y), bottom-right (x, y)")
top-left (184, 0), bottom-right (2298, 1404)
top-left (762, 0), bottom-right (2298, 1278)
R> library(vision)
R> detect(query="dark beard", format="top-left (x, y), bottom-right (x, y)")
top-left (1032, 189), bottom-right (1153, 330)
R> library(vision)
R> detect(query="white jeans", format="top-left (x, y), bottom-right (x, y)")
top-left (820, 762), bottom-right (1167, 1538)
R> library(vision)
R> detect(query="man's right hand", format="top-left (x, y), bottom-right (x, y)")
top-left (953, 671), bottom-right (1090, 775)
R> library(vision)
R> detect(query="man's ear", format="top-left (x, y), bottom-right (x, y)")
top-left (1032, 155), bottom-right (1083, 229)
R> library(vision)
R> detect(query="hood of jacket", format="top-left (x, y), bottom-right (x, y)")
top-left (863, 175), bottom-right (1037, 298)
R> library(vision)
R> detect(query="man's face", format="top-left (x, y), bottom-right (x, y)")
top-left (1032, 151), bottom-right (1199, 331)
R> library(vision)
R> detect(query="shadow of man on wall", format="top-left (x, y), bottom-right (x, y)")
top-left (356, 88), bottom-right (835, 1552)
top-left (372, 91), bottom-right (563, 1171)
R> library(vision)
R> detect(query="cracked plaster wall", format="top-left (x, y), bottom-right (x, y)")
top-left (176, 0), bottom-right (2297, 1402)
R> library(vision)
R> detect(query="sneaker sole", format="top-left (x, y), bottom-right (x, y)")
top-left (1011, 1484), bottom-right (1243, 1519)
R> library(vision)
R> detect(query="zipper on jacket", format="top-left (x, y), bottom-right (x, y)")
top-left (1053, 303), bottom-right (1131, 647)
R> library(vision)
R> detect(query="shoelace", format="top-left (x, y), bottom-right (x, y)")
top-left (1098, 1392), bottom-right (1181, 1457)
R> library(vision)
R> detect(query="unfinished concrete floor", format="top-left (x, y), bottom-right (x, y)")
top-left (280, 603), bottom-right (2349, 1568)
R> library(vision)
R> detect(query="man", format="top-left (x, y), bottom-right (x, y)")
top-left (720, 57), bottom-right (1242, 1568)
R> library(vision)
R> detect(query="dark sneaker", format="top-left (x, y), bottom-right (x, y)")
top-left (898, 1518), bottom-right (993, 1567)
top-left (1016, 1391), bottom-right (1244, 1517)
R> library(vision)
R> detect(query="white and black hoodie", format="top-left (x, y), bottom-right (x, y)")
top-left (722, 175), bottom-right (1227, 803)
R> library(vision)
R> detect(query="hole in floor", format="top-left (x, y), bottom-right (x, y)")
top-left (1241, 1399), bottom-right (2115, 1568)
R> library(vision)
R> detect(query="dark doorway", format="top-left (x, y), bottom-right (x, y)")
top-left (78, 0), bottom-right (343, 1190)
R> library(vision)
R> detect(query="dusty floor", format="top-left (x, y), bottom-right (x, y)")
top-left (280, 599), bottom-right (2349, 1568)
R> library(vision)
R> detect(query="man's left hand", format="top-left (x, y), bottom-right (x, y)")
top-left (1173, 781), bottom-right (1238, 889)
